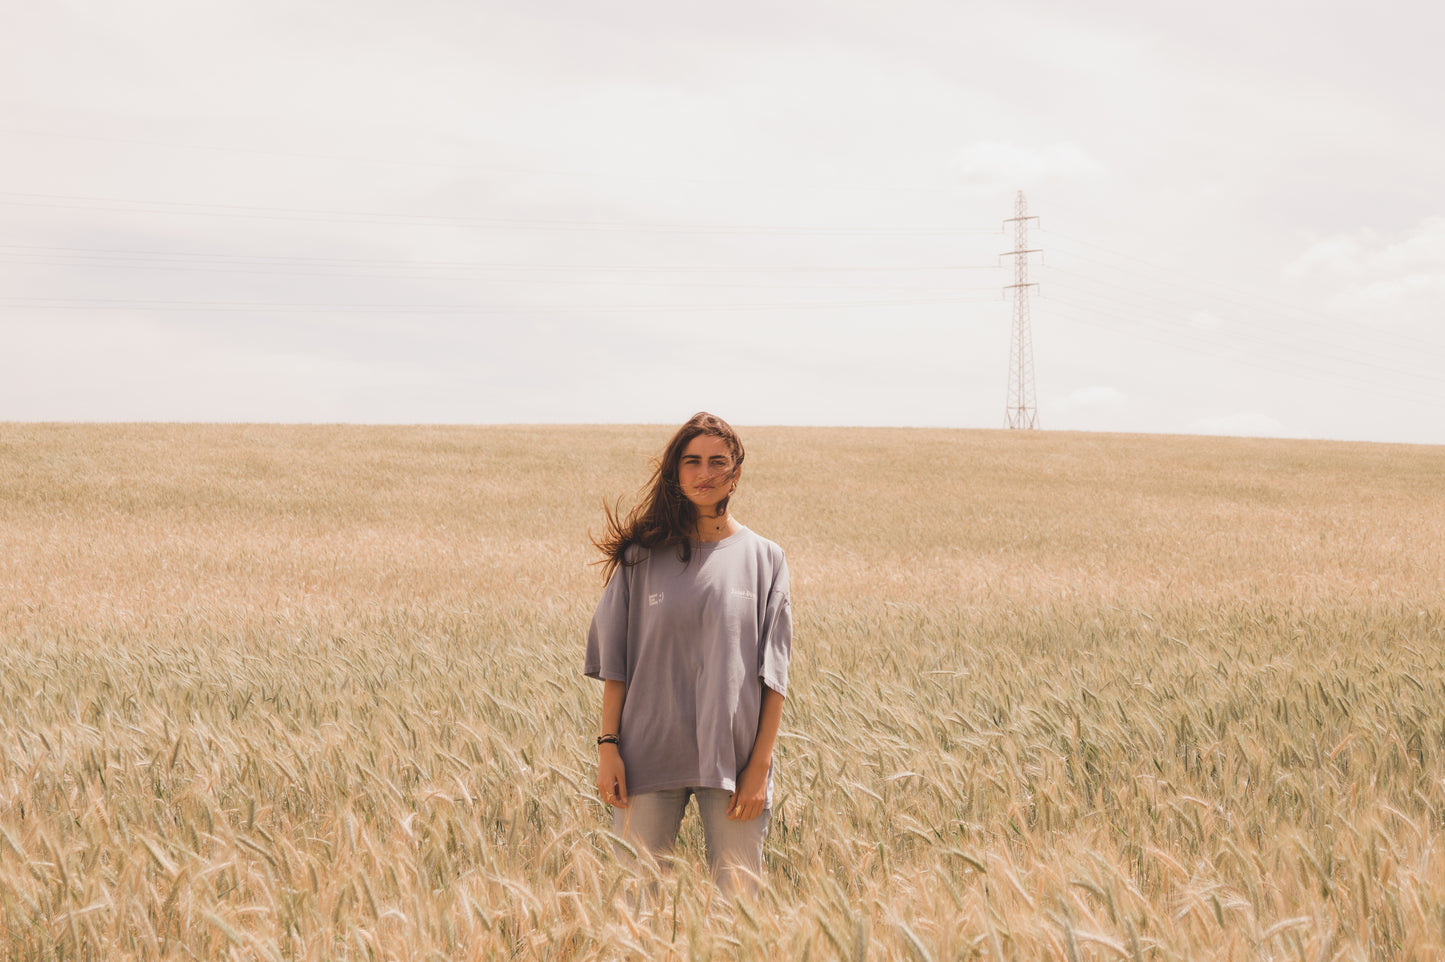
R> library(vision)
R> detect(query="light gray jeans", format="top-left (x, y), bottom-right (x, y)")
top-left (612, 787), bottom-right (769, 897)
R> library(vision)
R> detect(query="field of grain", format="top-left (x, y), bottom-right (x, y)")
top-left (1, 423), bottom-right (1443, 960)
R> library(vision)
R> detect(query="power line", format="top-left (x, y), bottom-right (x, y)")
top-left (1039, 228), bottom-right (1445, 361)
top-left (0, 242), bottom-right (1003, 273)
top-left (0, 293), bottom-right (1000, 315)
top-left (0, 190), bottom-right (998, 236)
top-left (1039, 262), bottom-right (1445, 369)
top-left (1041, 289), bottom-right (1445, 408)
top-left (0, 260), bottom-right (996, 293)
top-left (2, 126), bottom-right (999, 197)
top-left (1044, 293), bottom-right (1445, 409)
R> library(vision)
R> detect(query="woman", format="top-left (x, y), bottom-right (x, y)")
top-left (584, 412), bottom-right (792, 896)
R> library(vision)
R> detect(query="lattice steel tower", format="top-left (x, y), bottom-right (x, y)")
top-left (1003, 190), bottom-right (1040, 429)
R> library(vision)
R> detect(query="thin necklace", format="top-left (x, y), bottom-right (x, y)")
top-left (698, 513), bottom-right (731, 538)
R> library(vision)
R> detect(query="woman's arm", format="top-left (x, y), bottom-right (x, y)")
top-left (727, 686), bottom-right (785, 821)
top-left (596, 678), bottom-right (629, 807)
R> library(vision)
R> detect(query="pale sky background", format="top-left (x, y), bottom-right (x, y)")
top-left (3, 0), bottom-right (1443, 444)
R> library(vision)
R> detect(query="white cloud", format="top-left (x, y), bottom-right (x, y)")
top-left (1283, 217), bottom-right (1445, 325)
top-left (956, 142), bottom-right (1104, 187)
top-left (1189, 413), bottom-right (1295, 439)
top-left (1284, 234), bottom-right (1371, 278)
top-left (1287, 218), bottom-right (1445, 277)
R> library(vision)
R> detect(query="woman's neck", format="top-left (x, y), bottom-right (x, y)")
top-left (693, 512), bottom-right (740, 543)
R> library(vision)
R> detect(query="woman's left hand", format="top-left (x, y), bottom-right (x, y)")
top-left (727, 761), bottom-right (768, 821)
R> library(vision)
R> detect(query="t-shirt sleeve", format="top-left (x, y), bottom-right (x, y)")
top-left (584, 561), bottom-right (630, 682)
top-left (758, 552), bottom-right (792, 696)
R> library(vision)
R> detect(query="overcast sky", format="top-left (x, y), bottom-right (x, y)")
top-left (3, 0), bottom-right (1443, 443)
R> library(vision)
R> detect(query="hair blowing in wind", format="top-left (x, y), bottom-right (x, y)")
top-left (592, 412), bottom-right (745, 583)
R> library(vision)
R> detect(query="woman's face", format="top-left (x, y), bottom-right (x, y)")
top-left (676, 434), bottom-right (739, 512)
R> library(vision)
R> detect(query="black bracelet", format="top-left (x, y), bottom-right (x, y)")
top-left (597, 734), bottom-right (620, 747)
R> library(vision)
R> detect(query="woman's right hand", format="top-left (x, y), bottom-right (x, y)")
top-left (597, 746), bottom-right (629, 808)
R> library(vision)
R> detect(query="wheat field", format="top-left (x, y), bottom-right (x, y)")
top-left (1, 423), bottom-right (1443, 960)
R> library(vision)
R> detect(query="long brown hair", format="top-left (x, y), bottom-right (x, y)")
top-left (593, 412), bottom-right (745, 582)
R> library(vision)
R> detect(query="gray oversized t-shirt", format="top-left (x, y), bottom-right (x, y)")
top-left (584, 526), bottom-right (792, 801)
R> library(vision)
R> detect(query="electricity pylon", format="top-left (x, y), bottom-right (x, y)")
top-left (1003, 190), bottom-right (1040, 429)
